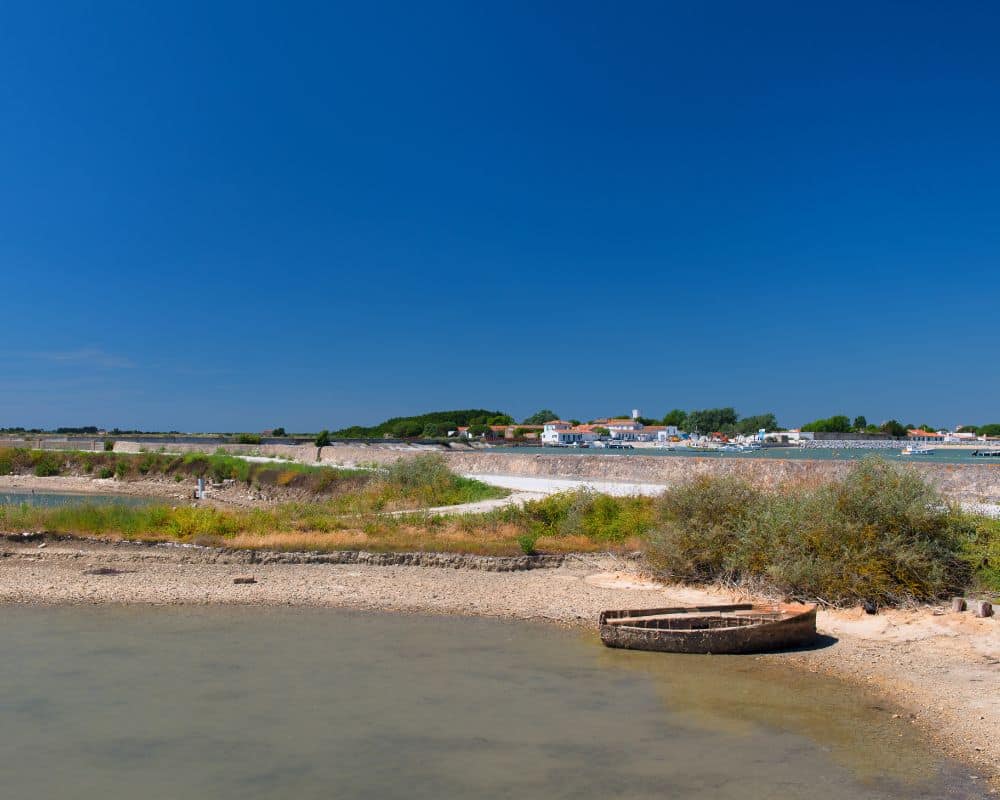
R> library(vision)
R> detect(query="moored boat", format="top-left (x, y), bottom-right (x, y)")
top-left (599, 603), bottom-right (818, 654)
top-left (901, 445), bottom-right (935, 455)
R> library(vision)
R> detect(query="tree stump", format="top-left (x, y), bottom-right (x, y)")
top-left (951, 597), bottom-right (967, 612)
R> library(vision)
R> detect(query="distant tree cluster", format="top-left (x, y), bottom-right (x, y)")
top-left (800, 415), bottom-right (853, 433)
top-left (332, 410), bottom-right (513, 439)
top-left (521, 409), bottom-right (559, 425)
top-left (637, 408), bottom-right (780, 435)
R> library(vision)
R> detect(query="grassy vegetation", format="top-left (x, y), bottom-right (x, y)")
top-left (0, 448), bottom-right (505, 515)
top-left (957, 515), bottom-right (1000, 594)
top-left (0, 448), bottom-right (503, 506)
top-left (2, 449), bottom-right (997, 603)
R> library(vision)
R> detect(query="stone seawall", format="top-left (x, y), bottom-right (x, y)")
top-left (441, 452), bottom-right (1000, 503)
top-left (112, 440), bottom-right (439, 464)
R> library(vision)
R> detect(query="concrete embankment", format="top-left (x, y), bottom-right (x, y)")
top-left (109, 442), bottom-right (1000, 504)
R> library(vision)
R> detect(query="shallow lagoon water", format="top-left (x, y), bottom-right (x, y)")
top-left (1, 607), bottom-right (983, 799)
top-left (0, 490), bottom-right (155, 508)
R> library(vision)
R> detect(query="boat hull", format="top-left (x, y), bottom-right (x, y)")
top-left (599, 603), bottom-right (818, 655)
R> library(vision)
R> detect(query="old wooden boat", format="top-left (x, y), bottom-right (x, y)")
top-left (599, 603), bottom-right (817, 654)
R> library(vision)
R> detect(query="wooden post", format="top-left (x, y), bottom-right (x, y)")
top-left (970, 600), bottom-right (993, 618)
top-left (951, 597), bottom-right (967, 612)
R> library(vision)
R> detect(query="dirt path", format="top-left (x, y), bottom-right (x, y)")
top-left (1, 538), bottom-right (996, 785)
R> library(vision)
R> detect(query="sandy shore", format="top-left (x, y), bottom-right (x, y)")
top-left (1, 537), bottom-right (996, 785)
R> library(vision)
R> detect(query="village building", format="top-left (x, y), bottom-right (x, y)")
top-left (907, 429), bottom-right (947, 443)
top-left (541, 420), bottom-right (598, 445)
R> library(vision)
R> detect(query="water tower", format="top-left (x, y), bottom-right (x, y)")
top-left (631, 409), bottom-right (640, 420)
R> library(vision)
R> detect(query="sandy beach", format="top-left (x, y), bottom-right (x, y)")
top-left (2, 534), bottom-right (996, 786)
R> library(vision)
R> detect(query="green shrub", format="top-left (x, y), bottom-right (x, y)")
top-left (114, 461), bottom-right (129, 480)
top-left (98, 467), bottom-right (114, 479)
top-left (33, 455), bottom-right (61, 477)
top-left (958, 516), bottom-right (1000, 595)
top-left (517, 490), bottom-right (655, 544)
top-left (645, 458), bottom-right (969, 605)
top-left (103, 439), bottom-right (115, 452)
top-left (517, 532), bottom-right (539, 555)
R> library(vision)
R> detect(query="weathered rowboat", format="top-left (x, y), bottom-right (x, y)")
top-left (599, 603), bottom-right (817, 654)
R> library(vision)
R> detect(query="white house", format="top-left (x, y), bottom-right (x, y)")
top-left (541, 420), bottom-right (598, 445)
top-left (655, 426), bottom-right (680, 443)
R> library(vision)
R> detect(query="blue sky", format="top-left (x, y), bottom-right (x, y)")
top-left (1, 2), bottom-right (997, 431)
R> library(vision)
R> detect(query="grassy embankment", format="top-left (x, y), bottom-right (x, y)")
top-left (0, 449), bottom-right (504, 513)
top-left (1, 450), bottom-right (997, 604)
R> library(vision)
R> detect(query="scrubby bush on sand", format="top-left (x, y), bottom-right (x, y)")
top-left (646, 458), bottom-right (970, 605)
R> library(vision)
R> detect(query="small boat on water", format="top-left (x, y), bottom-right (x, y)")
top-left (599, 603), bottom-right (818, 654)
top-left (971, 449), bottom-right (1000, 458)
top-left (901, 445), bottom-right (936, 456)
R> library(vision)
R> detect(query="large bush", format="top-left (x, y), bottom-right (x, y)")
top-left (646, 458), bottom-right (970, 605)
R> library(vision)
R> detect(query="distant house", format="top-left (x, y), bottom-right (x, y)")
top-left (541, 420), bottom-right (598, 445)
top-left (907, 429), bottom-right (946, 443)
top-left (600, 419), bottom-right (679, 443)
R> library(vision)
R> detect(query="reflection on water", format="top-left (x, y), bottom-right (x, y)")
top-left (0, 608), bottom-right (982, 800)
top-left (0, 491), bottom-right (155, 508)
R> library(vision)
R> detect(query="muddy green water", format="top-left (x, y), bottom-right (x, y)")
top-left (1, 608), bottom-right (982, 799)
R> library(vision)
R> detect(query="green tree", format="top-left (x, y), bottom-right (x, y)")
top-left (467, 423), bottom-right (490, 437)
top-left (978, 423), bottom-right (1000, 437)
top-left (661, 409), bottom-right (687, 428)
top-left (852, 416), bottom-right (867, 431)
top-left (685, 408), bottom-right (738, 434)
top-left (315, 429), bottom-right (331, 460)
top-left (271, 427), bottom-right (286, 436)
top-left (880, 420), bottom-right (908, 438)
top-left (391, 420), bottom-right (424, 438)
top-left (801, 415), bottom-right (852, 433)
top-left (593, 426), bottom-right (610, 437)
top-left (522, 409), bottom-right (559, 425)
top-left (422, 420), bottom-right (457, 437)
top-left (735, 413), bottom-right (778, 435)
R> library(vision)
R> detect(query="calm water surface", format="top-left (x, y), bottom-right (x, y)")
top-left (1, 607), bottom-right (983, 799)
top-left (0, 491), bottom-right (155, 508)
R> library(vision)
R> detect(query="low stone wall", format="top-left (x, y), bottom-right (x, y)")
top-left (112, 440), bottom-right (435, 464)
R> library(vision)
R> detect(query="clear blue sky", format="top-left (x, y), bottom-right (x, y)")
top-left (1, 2), bottom-right (997, 432)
